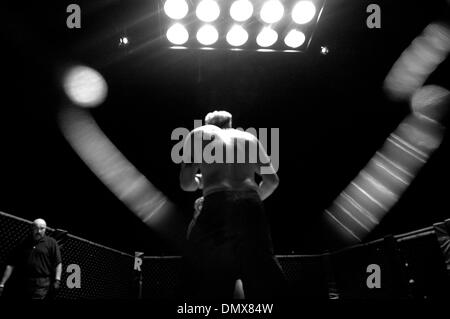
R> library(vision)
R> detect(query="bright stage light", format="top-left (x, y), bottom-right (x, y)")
top-left (260, 0), bottom-right (284, 24)
top-left (197, 25), bottom-right (219, 46)
top-left (230, 0), bottom-right (254, 22)
top-left (196, 0), bottom-right (220, 22)
top-left (226, 25), bottom-right (249, 47)
top-left (256, 27), bottom-right (278, 47)
top-left (160, 0), bottom-right (327, 52)
top-left (284, 29), bottom-right (306, 48)
top-left (164, 0), bottom-right (189, 20)
top-left (292, 1), bottom-right (316, 24)
top-left (167, 23), bottom-right (189, 45)
top-left (63, 66), bottom-right (108, 108)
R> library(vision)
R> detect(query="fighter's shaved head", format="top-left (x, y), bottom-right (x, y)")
top-left (205, 110), bottom-right (232, 129)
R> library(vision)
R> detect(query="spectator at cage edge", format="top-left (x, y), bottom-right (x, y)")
top-left (0, 218), bottom-right (62, 299)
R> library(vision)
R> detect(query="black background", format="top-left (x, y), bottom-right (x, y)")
top-left (1, 0), bottom-right (449, 256)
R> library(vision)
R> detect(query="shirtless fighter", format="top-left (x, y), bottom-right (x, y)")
top-left (180, 110), bottom-right (285, 300)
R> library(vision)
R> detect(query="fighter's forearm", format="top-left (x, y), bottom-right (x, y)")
top-left (195, 174), bottom-right (203, 190)
top-left (180, 163), bottom-right (201, 191)
top-left (0, 265), bottom-right (14, 286)
top-left (258, 181), bottom-right (277, 201)
top-left (55, 263), bottom-right (62, 281)
top-left (181, 179), bottom-right (200, 191)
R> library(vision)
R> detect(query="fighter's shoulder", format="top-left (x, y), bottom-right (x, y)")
top-left (190, 125), bottom-right (220, 135)
top-left (229, 129), bottom-right (258, 142)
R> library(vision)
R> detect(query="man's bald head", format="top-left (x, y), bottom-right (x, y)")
top-left (33, 218), bottom-right (47, 228)
top-left (32, 218), bottom-right (47, 240)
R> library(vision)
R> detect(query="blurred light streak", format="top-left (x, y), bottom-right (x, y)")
top-left (323, 21), bottom-right (450, 249)
top-left (384, 23), bottom-right (450, 101)
top-left (58, 105), bottom-right (183, 248)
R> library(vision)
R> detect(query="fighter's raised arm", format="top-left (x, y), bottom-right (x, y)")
top-left (179, 128), bottom-right (203, 191)
top-left (255, 137), bottom-right (279, 201)
top-left (180, 161), bottom-right (201, 192)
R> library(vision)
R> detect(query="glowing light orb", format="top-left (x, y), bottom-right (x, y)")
top-left (166, 23), bottom-right (189, 45)
top-left (257, 27), bottom-right (278, 47)
top-left (197, 25), bottom-right (219, 46)
top-left (284, 29), bottom-right (306, 48)
top-left (63, 66), bottom-right (108, 108)
top-left (292, 1), bottom-right (316, 24)
top-left (230, 0), bottom-right (254, 22)
top-left (196, 0), bottom-right (220, 22)
top-left (260, 0), bottom-right (284, 24)
top-left (164, 0), bottom-right (189, 20)
top-left (226, 25), bottom-right (249, 47)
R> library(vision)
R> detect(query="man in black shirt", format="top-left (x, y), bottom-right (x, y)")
top-left (0, 218), bottom-right (62, 299)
